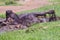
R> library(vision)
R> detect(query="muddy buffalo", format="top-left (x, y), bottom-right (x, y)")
top-left (0, 10), bottom-right (57, 28)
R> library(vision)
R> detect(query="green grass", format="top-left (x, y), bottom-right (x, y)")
top-left (0, 0), bottom-right (14, 2)
top-left (0, 13), bottom-right (6, 18)
top-left (49, 0), bottom-right (60, 2)
top-left (0, 21), bottom-right (60, 40)
top-left (0, 0), bottom-right (5, 2)
top-left (0, 0), bottom-right (22, 6)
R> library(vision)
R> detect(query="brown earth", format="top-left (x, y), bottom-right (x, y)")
top-left (0, 0), bottom-right (50, 13)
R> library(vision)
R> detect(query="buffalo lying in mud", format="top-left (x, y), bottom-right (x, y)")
top-left (0, 10), bottom-right (57, 29)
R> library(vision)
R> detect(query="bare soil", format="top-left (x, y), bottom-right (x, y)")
top-left (0, 0), bottom-right (50, 13)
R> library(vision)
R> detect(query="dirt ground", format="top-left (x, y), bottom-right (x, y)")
top-left (0, 0), bottom-right (50, 13)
